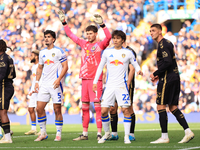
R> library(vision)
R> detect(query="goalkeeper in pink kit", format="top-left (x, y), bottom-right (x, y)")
top-left (58, 10), bottom-right (112, 140)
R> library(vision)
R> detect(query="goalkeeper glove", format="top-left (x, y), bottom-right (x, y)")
top-left (58, 10), bottom-right (66, 25)
top-left (94, 14), bottom-right (104, 25)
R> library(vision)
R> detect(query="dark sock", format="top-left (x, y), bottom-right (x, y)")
top-left (158, 109), bottom-right (168, 133)
top-left (2, 122), bottom-right (10, 134)
top-left (172, 108), bottom-right (189, 130)
top-left (110, 113), bottom-right (118, 132)
top-left (130, 113), bottom-right (135, 134)
top-left (0, 119), bottom-right (2, 127)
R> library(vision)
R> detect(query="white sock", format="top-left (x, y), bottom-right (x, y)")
top-left (185, 128), bottom-right (192, 135)
top-left (112, 132), bottom-right (118, 136)
top-left (102, 121), bottom-right (110, 133)
top-left (124, 122), bottom-right (131, 136)
top-left (161, 133), bottom-right (168, 139)
top-left (5, 133), bottom-right (11, 140)
top-left (31, 126), bottom-right (36, 131)
top-left (0, 127), bottom-right (2, 135)
top-left (38, 121), bottom-right (46, 135)
top-left (56, 125), bottom-right (62, 136)
top-left (97, 132), bottom-right (101, 136)
top-left (83, 131), bottom-right (88, 136)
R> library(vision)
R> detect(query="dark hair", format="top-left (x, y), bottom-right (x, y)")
top-left (151, 24), bottom-right (162, 30)
top-left (44, 30), bottom-right (56, 42)
top-left (111, 30), bottom-right (126, 42)
top-left (86, 25), bottom-right (98, 33)
top-left (0, 39), bottom-right (12, 52)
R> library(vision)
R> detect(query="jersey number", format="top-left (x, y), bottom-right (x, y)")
top-left (8, 65), bottom-right (14, 79)
top-left (122, 94), bottom-right (130, 101)
top-left (58, 93), bottom-right (61, 102)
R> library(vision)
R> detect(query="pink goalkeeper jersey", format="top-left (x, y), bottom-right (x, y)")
top-left (64, 25), bottom-right (111, 80)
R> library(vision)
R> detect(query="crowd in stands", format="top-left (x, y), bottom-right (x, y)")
top-left (0, 0), bottom-right (199, 116)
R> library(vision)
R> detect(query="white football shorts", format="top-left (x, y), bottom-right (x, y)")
top-left (29, 93), bottom-right (37, 108)
top-left (37, 85), bottom-right (63, 104)
top-left (101, 86), bottom-right (131, 107)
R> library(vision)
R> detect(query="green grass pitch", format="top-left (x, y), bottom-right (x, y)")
top-left (0, 123), bottom-right (199, 150)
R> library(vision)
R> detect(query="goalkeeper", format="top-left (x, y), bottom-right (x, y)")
top-left (58, 10), bottom-right (111, 141)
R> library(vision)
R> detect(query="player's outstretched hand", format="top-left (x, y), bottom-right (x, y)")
top-left (137, 70), bottom-right (143, 76)
top-left (58, 10), bottom-right (66, 23)
top-left (94, 14), bottom-right (103, 25)
top-left (93, 84), bottom-right (97, 93)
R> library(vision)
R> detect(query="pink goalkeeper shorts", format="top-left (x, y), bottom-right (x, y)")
top-left (81, 79), bottom-right (102, 103)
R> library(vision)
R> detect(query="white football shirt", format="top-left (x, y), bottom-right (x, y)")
top-left (93, 47), bottom-right (141, 87)
top-left (39, 46), bottom-right (67, 86)
top-left (30, 63), bottom-right (38, 92)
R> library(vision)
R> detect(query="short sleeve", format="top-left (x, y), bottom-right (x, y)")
top-left (39, 51), bottom-right (44, 65)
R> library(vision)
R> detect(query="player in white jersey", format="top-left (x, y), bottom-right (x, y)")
top-left (93, 30), bottom-right (143, 144)
top-left (25, 50), bottom-right (40, 135)
top-left (34, 30), bottom-right (68, 142)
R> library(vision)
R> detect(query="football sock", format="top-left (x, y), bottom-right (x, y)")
top-left (55, 120), bottom-right (63, 136)
top-left (0, 119), bottom-right (2, 135)
top-left (110, 113), bottom-right (118, 132)
top-left (94, 103), bottom-right (102, 134)
top-left (2, 122), bottom-right (11, 140)
top-left (31, 121), bottom-right (36, 131)
top-left (172, 108), bottom-right (189, 130)
top-left (38, 116), bottom-right (47, 135)
top-left (2, 122), bottom-right (10, 134)
top-left (82, 103), bottom-right (90, 136)
top-left (158, 109), bottom-right (168, 134)
top-left (130, 113), bottom-right (135, 134)
top-left (102, 115), bottom-right (110, 132)
top-left (124, 116), bottom-right (131, 136)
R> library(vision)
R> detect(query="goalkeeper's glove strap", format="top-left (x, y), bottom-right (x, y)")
top-left (100, 24), bottom-right (105, 28)
top-left (62, 21), bottom-right (67, 25)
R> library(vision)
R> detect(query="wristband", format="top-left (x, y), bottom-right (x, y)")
top-left (100, 24), bottom-right (105, 28)
top-left (35, 81), bottom-right (39, 83)
top-left (62, 21), bottom-right (67, 25)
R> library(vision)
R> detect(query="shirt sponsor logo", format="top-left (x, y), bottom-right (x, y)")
top-left (110, 60), bottom-right (123, 66)
top-left (162, 51), bottom-right (168, 58)
top-left (0, 62), bottom-right (5, 67)
top-left (86, 50), bottom-right (89, 56)
top-left (44, 59), bottom-right (54, 65)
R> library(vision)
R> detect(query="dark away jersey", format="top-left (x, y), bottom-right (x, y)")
top-left (0, 53), bottom-right (16, 85)
top-left (153, 38), bottom-right (180, 83)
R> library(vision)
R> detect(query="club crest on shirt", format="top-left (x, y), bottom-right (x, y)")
top-left (122, 54), bottom-right (125, 58)
top-left (52, 53), bottom-right (55, 57)
top-left (91, 46), bottom-right (96, 52)
top-left (162, 51), bottom-right (168, 58)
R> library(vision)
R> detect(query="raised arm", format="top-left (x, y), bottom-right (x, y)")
top-left (93, 14), bottom-right (112, 49)
top-left (58, 10), bottom-right (84, 45)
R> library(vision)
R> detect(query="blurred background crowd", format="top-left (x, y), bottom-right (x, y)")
top-left (0, 0), bottom-right (199, 116)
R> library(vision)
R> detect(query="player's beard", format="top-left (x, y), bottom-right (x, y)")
top-left (31, 58), bottom-right (36, 63)
top-left (45, 43), bottom-right (49, 46)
